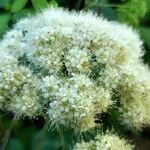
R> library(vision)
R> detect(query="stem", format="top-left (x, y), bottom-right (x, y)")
top-left (0, 118), bottom-right (16, 150)
top-left (83, 3), bottom-right (123, 11)
top-left (0, 124), bottom-right (12, 150)
top-left (96, 4), bottom-right (121, 8)
top-left (58, 129), bottom-right (66, 150)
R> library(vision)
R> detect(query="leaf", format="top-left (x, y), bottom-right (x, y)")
top-left (102, 7), bottom-right (117, 21)
top-left (35, 141), bottom-right (57, 150)
top-left (11, 0), bottom-right (28, 13)
top-left (0, 0), bottom-right (12, 10)
top-left (12, 9), bottom-right (33, 22)
top-left (140, 27), bottom-right (150, 65)
top-left (140, 27), bottom-right (150, 49)
top-left (31, 0), bottom-right (48, 11)
top-left (6, 138), bottom-right (24, 150)
top-left (117, 0), bottom-right (148, 26)
top-left (32, 130), bottom-right (62, 150)
top-left (0, 1), bottom-right (6, 7)
top-left (12, 122), bottom-right (37, 149)
top-left (0, 14), bottom-right (11, 38)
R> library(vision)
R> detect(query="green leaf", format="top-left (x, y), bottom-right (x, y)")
top-left (0, 0), bottom-right (12, 10)
top-left (6, 138), bottom-right (24, 150)
top-left (35, 141), bottom-right (56, 150)
top-left (12, 9), bottom-right (33, 22)
top-left (0, 14), bottom-right (11, 38)
top-left (11, 0), bottom-right (28, 13)
top-left (0, 1), bottom-right (6, 7)
top-left (32, 130), bottom-right (61, 150)
top-left (12, 121), bottom-right (37, 149)
top-left (102, 7), bottom-right (117, 21)
top-left (31, 0), bottom-right (48, 11)
top-left (117, 0), bottom-right (148, 26)
top-left (140, 27), bottom-right (150, 49)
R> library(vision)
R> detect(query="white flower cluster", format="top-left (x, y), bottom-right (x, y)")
top-left (119, 63), bottom-right (150, 130)
top-left (0, 53), bottom-right (41, 117)
top-left (65, 48), bottom-right (90, 73)
top-left (75, 132), bottom-right (134, 150)
top-left (0, 8), bottom-right (150, 132)
top-left (42, 74), bottom-right (112, 131)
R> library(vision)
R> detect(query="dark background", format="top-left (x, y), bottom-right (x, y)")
top-left (0, 0), bottom-right (150, 150)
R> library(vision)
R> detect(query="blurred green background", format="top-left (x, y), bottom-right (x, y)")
top-left (0, 0), bottom-right (150, 150)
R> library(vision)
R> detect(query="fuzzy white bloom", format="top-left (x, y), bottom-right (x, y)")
top-left (43, 74), bottom-right (111, 131)
top-left (0, 53), bottom-right (41, 117)
top-left (0, 7), bottom-right (149, 131)
top-left (119, 63), bottom-right (150, 129)
top-left (75, 132), bottom-right (134, 150)
top-left (65, 48), bottom-right (90, 73)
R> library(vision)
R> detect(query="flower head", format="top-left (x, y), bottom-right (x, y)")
top-left (75, 132), bottom-right (134, 150)
top-left (0, 7), bottom-right (149, 131)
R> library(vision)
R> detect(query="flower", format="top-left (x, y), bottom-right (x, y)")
top-left (0, 7), bottom-right (149, 132)
top-left (0, 53), bottom-right (41, 117)
top-left (75, 132), bottom-right (134, 150)
top-left (118, 63), bottom-right (150, 130)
